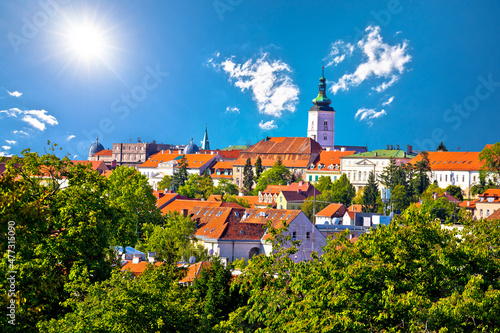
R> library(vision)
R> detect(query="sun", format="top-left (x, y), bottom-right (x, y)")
top-left (66, 23), bottom-right (108, 61)
top-left (67, 25), bottom-right (106, 60)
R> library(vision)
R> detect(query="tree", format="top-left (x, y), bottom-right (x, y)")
top-left (301, 191), bottom-right (334, 221)
top-left (362, 171), bottom-right (379, 212)
top-left (445, 184), bottom-right (464, 201)
top-left (106, 166), bottom-right (160, 247)
top-left (243, 158), bottom-right (254, 193)
top-left (330, 174), bottom-right (356, 206)
top-left (213, 179), bottom-right (239, 196)
top-left (224, 195), bottom-right (251, 208)
top-left (391, 184), bottom-right (411, 212)
top-left (471, 172), bottom-right (496, 196)
top-left (254, 158), bottom-right (292, 193)
top-left (157, 174), bottom-right (173, 191)
top-left (437, 141), bottom-right (448, 151)
top-left (0, 146), bottom-right (115, 331)
top-left (479, 142), bottom-right (500, 186)
top-left (137, 212), bottom-right (207, 265)
top-left (38, 265), bottom-right (200, 333)
top-left (413, 151), bottom-right (431, 195)
top-left (315, 175), bottom-right (333, 193)
top-left (254, 156), bottom-right (263, 181)
top-left (171, 156), bottom-right (189, 191)
top-left (178, 173), bottom-right (214, 200)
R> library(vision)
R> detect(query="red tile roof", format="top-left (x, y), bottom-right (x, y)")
top-left (309, 150), bottom-right (356, 171)
top-left (409, 151), bottom-right (483, 171)
top-left (261, 185), bottom-right (288, 195)
top-left (348, 204), bottom-right (363, 212)
top-left (161, 199), bottom-right (223, 215)
top-left (139, 152), bottom-right (182, 168)
top-left (487, 209), bottom-right (500, 220)
top-left (234, 137), bottom-right (322, 168)
top-left (93, 149), bottom-right (112, 157)
top-left (316, 203), bottom-right (347, 217)
top-left (121, 261), bottom-right (163, 276)
top-left (479, 189), bottom-right (500, 198)
top-left (72, 160), bottom-right (110, 171)
top-left (179, 261), bottom-right (211, 284)
top-left (156, 193), bottom-right (184, 210)
top-left (212, 161), bottom-right (234, 170)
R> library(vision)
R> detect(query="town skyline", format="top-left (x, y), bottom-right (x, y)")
top-left (1, 1), bottom-right (500, 159)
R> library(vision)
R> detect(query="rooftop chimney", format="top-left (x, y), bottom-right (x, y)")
top-left (169, 149), bottom-right (173, 154)
top-left (178, 149), bottom-right (182, 154)
top-left (407, 145), bottom-right (413, 155)
top-left (396, 145), bottom-right (400, 150)
top-left (148, 252), bottom-right (157, 263)
top-left (299, 181), bottom-right (303, 186)
top-left (132, 256), bottom-right (141, 264)
top-left (181, 209), bottom-right (188, 217)
top-left (341, 147), bottom-right (345, 152)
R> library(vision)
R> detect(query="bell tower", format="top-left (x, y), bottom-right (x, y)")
top-left (307, 67), bottom-right (335, 149)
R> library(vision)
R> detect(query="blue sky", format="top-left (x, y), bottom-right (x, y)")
top-left (1, 0), bottom-right (500, 158)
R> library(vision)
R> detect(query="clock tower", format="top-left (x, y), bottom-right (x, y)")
top-left (307, 67), bottom-right (335, 149)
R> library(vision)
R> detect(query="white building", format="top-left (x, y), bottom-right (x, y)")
top-left (192, 207), bottom-right (326, 263)
top-left (409, 150), bottom-right (483, 198)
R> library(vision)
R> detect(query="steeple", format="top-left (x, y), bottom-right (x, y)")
top-left (312, 67), bottom-right (332, 107)
top-left (201, 125), bottom-right (210, 150)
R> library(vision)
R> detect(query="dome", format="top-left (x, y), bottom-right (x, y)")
top-left (88, 138), bottom-right (105, 157)
top-left (183, 138), bottom-right (200, 154)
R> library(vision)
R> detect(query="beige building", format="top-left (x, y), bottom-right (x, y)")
top-left (474, 189), bottom-right (500, 220)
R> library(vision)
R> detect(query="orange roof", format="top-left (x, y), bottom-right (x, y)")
top-left (121, 261), bottom-right (163, 276)
top-left (183, 154), bottom-right (218, 169)
top-left (156, 193), bottom-right (183, 209)
top-left (479, 189), bottom-right (500, 197)
top-left (139, 152), bottom-right (182, 168)
top-left (316, 203), bottom-right (346, 217)
top-left (261, 185), bottom-right (288, 195)
top-left (193, 207), bottom-right (235, 239)
top-left (212, 161), bottom-right (234, 170)
top-left (309, 150), bottom-right (356, 171)
top-left (459, 201), bottom-right (476, 209)
top-left (207, 194), bottom-right (223, 201)
top-left (161, 199), bottom-right (223, 215)
top-left (93, 149), bottom-right (112, 157)
top-left (348, 204), bottom-right (363, 212)
top-left (103, 170), bottom-right (113, 178)
top-left (234, 137), bottom-right (322, 168)
top-left (179, 261), bottom-right (211, 284)
top-left (409, 151), bottom-right (483, 171)
top-left (238, 196), bottom-right (260, 208)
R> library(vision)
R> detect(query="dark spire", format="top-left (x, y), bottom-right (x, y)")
top-left (202, 125), bottom-right (210, 150)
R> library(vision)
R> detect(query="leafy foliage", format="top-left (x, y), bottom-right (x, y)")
top-left (171, 156), bottom-right (189, 191)
top-left (178, 173), bottom-right (214, 200)
top-left (445, 184), bottom-right (464, 201)
top-left (212, 179), bottom-right (239, 196)
top-left (157, 174), bottom-right (173, 191)
top-left (254, 158), bottom-right (292, 193)
top-left (362, 171), bottom-right (379, 212)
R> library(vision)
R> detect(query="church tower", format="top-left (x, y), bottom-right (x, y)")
top-left (201, 125), bottom-right (210, 150)
top-left (307, 67), bottom-right (335, 149)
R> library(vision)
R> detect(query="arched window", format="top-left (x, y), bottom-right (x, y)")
top-left (249, 247), bottom-right (260, 258)
top-left (324, 120), bottom-right (328, 130)
top-left (323, 134), bottom-right (328, 141)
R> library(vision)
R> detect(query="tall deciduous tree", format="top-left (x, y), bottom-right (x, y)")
top-left (254, 158), bottom-right (292, 193)
top-left (213, 179), bottom-right (239, 196)
top-left (178, 173), bottom-right (214, 200)
top-left (330, 174), bottom-right (356, 206)
top-left (243, 158), bottom-right (254, 193)
top-left (362, 171), bottom-right (379, 212)
top-left (157, 174), bottom-right (173, 191)
top-left (413, 151), bottom-right (431, 195)
top-left (479, 142), bottom-right (500, 185)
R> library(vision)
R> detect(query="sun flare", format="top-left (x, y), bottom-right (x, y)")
top-left (67, 25), bottom-right (106, 60)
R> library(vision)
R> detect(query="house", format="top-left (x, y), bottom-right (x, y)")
top-left (115, 246), bottom-right (163, 276)
top-left (409, 150), bottom-right (485, 198)
top-left (315, 203), bottom-right (347, 225)
top-left (474, 189), bottom-right (500, 219)
top-left (348, 204), bottom-right (363, 212)
top-left (341, 146), bottom-right (417, 192)
top-left (275, 181), bottom-right (321, 210)
top-left (305, 150), bottom-right (355, 183)
top-left (155, 193), bottom-right (185, 210)
top-left (209, 161), bottom-right (234, 186)
top-left (233, 137), bottom-right (322, 187)
top-left (257, 185), bottom-right (288, 207)
top-left (138, 152), bottom-right (220, 190)
top-left (191, 207), bottom-right (326, 263)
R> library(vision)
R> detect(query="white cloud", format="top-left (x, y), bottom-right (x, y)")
top-left (66, 134), bottom-right (76, 141)
top-left (210, 53), bottom-right (299, 117)
top-left (22, 115), bottom-right (46, 131)
top-left (5, 140), bottom-right (16, 145)
top-left (1, 108), bottom-right (57, 131)
top-left (225, 106), bottom-right (240, 114)
top-left (324, 40), bottom-right (355, 67)
top-left (355, 108), bottom-right (387, 125)
top-left (7, 90), bottom-right (22, 97)
top-left (2, 146), bottom-right (11, 150)
top-left (73, 155), bottom-right (78, 159)
top-left (13, 130), bottom-right (28, 136)
top-left (330, 26), bottom-right (411, 94)
top-left (25, 109), bottom-right (58, 126)
top-left (382, 96), bottom-right (394, 106)
top-left (373, 76), bottom-right (398, 93)
top-left (258, 120), bottom-right (278, 130)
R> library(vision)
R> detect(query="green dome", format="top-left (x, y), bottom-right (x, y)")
top-left (312, 67), bottom-right (332, 107)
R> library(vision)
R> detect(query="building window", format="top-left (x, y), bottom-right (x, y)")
top-left (306, 232), bottom-right (310, 239)
top-left (323, 120), bottom-right (328, 130)
top-left (462, 175), bottom-right (464, 182)
top-left (474, 175), bottom-right (476, 182)
top-left (309, 175), bottom-right (312, 181)
top-left (311, 121), bottom-right (314, 129)
top-left (487, 209), bottom-right (490, 217)
top-left (315, 175), bottom-right (319, 181)
top-left (445, 175), bottom-right (448, 182)
top-left (480, 209), bottom-right (483, 217)
top-left (323, 134), bottom-right (328, 141)
top-left (292, 232), bottom-right (297, 240)
top-left (440, 175), bottom-right (442, 182)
